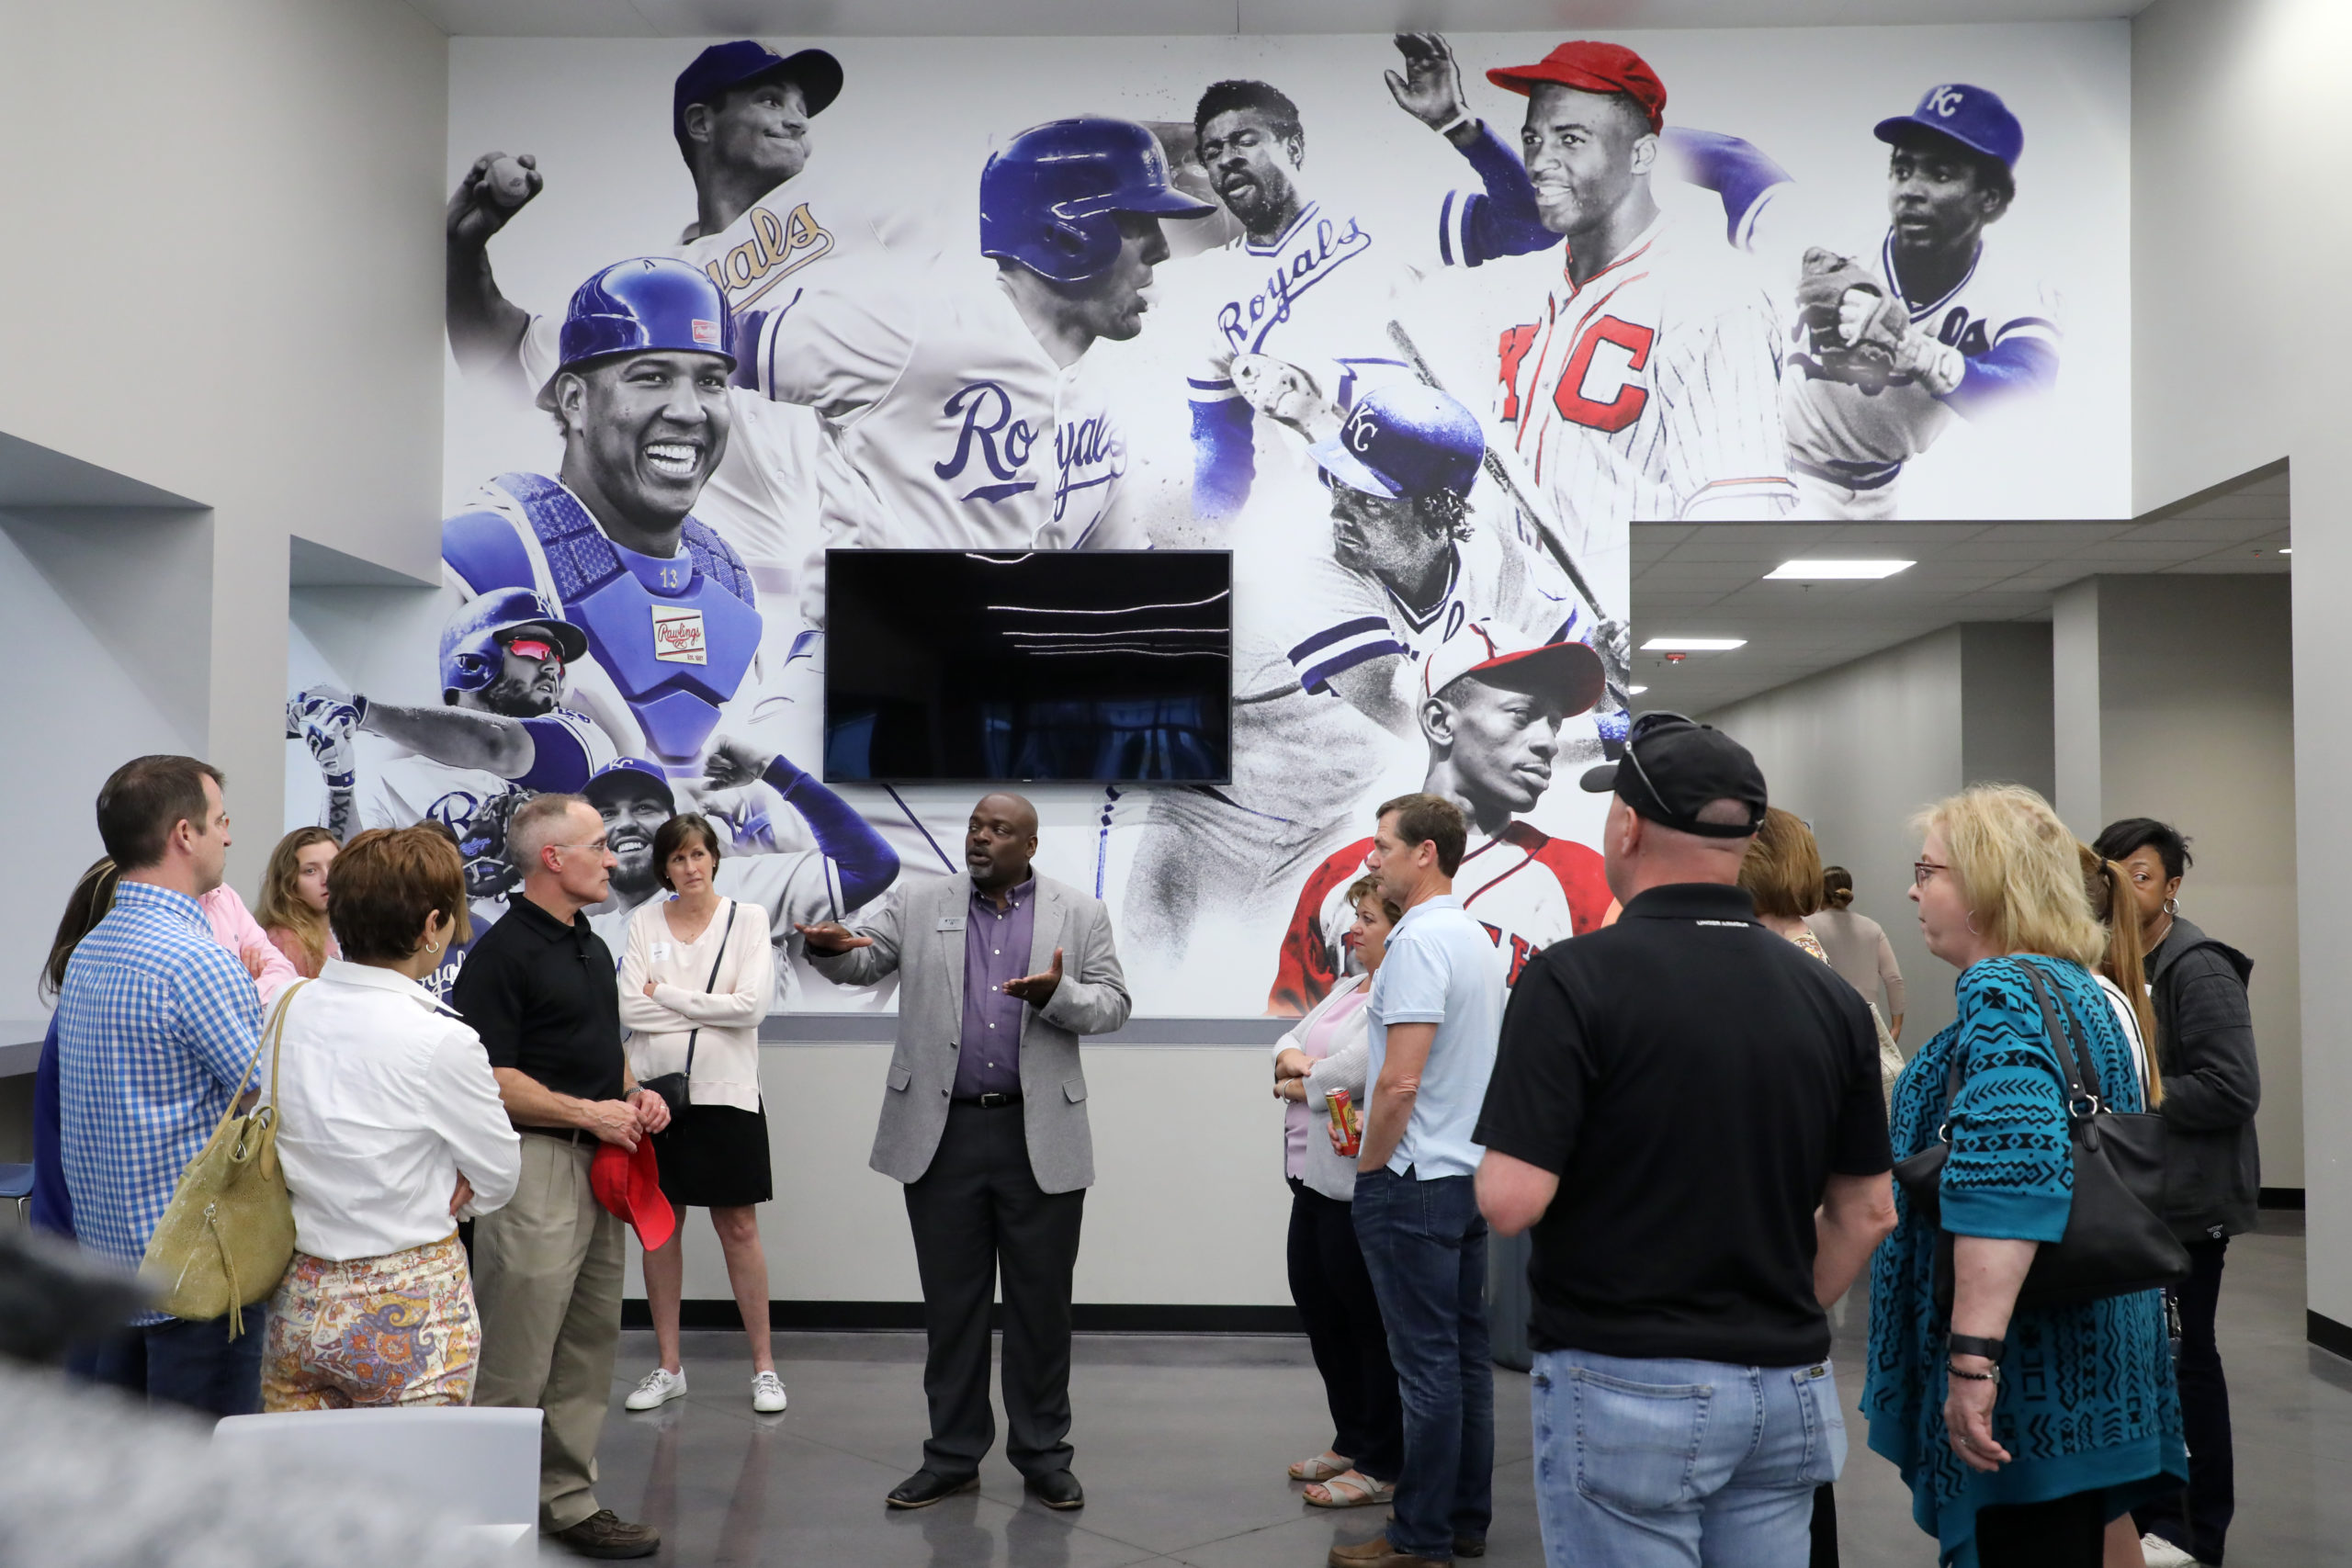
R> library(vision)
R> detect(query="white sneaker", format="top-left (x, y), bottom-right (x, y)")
top-left (2140, 1534), bottom-right (2201, 1568)
top-left (751, 1370), bottom-right (788, 1414)
top-left (625, 1366), bottom-right (688, 1411)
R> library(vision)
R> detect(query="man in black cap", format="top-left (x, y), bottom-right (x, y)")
top-left (1470, 713), bottom-right (1895, 1568)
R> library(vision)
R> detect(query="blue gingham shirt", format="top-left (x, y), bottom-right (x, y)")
top-left (56, 882), bottom-right (264, 1312)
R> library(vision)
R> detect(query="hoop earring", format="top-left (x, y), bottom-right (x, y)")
top-left (1963, 913), bottom-right (1981, 936)
top-left (425, 941), bottom-right (441, 954)
top-left (2162, 897), bottom-right (2179, 916)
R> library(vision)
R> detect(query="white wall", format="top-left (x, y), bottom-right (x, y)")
top-left (2132, 0), bottom-right (2346, 1322)
top-left (1705, 627), bottom-right (1966, 1043)
top-left (636, 1044), bottom-right (1291, 1309)
top-left (0, 0), bottom-right (447, 902)
top-left (2049, 574), bottom-right (2301, 1188)
top-left (0, 511), bottom-right (210, 1020)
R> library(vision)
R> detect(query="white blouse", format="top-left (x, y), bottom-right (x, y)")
top-left (617, 897), bottom-right (775, 1113)
top-left (266, 961), bottom-right (522, 1262)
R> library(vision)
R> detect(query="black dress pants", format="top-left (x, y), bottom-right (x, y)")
top-left (1285, 1178), bottom-right (1404, 1481)
top-left (2136, 1236), bottom-right (2235, 1563)
top-left (1977, 1487), bottom-right (2105, 1567)
top-left (903, 1100), bottom-right (1085, 1482)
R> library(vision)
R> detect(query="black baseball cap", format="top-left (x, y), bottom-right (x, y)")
top-left (1579, 712), bottom-right (1767, 839)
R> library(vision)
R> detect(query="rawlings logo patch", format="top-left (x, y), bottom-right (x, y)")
top-left (650, 604), bottom-right (708, 665)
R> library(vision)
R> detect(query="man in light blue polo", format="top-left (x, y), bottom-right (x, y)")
top-left (1337, 791), bottom-right (1509, 1568)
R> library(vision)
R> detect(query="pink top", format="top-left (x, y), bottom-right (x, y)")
top-left (1286, 986), bottom-right (1372, 1180)
top-left (198, 885), bottom-right (301, 1005)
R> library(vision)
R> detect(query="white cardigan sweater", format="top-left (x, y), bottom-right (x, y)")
top-left (616, 896), bottom-right (775, 1112)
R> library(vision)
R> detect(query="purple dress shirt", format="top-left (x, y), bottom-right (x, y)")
top-left (954, 875), bottom-right (1036, 1100)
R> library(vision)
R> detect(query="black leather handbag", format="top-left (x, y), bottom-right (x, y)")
top-left (636, 901), bottom-right (738, 1119)
top-left (1893, 960), bottom-right (2189, 1314)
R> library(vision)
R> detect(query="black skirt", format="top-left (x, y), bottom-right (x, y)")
top-left (649, 1102), bottom-right (772, 1210)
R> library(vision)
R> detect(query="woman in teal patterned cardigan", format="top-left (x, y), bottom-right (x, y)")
top-left (1865, 785), bottom-right (2184, 1568)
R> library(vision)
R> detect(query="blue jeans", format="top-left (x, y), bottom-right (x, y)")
top-left (75, 1313), bottom-right (267, 1417)
top-left (1531, 1348), bottom-right (1846, 1568)
top-left (1352, 1168), bottom-right (1493, 1559)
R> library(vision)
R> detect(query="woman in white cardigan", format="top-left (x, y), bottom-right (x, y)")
top-left (614, 813), bottom-right (782, 1416)
top-left (1269, 876), bottom-right (1405, 1512)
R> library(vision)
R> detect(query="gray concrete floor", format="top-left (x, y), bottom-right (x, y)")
top-left (596, 1215), bottom-right (2351, 1565)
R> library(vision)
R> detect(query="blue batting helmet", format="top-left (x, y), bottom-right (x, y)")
top-left (1310, 384), bottom-right (1485, 500)
top-left (978, 118), bottom-right (1214, 284)
top-left (555, 257), bottom-right (734, 374)
top-left (440, 589), bottom-right (589, 696)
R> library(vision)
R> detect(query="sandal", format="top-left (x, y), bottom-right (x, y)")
top-left (1303, 1470), bottom-right (1396, 1509)
top-left (1287, 1450), bottom-right (1352, 1483)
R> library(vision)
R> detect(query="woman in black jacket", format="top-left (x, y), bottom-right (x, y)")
top-left (2093, 818), bottom-right (2259, 1568)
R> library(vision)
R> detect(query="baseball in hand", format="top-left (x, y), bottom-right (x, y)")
top-left (486, 155), bottom-right (533, 209)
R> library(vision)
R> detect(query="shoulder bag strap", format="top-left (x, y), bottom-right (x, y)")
top-left (2019, 962), bottom-right (2100, 1115)
top-left (264, 978), bottom-right (310, 1106)
top-left (210, 977), bottom-right (310, 1137)
top-left (682, 901), bottom-right (740, 1082)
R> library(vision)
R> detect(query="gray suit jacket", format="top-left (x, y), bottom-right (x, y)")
top-left (809, 872), bottom-right (1130, 1194)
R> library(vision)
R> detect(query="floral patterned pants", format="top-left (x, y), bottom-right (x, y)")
top-left (261, 1234), bottom-right (480, 1411)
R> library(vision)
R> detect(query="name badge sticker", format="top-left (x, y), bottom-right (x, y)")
top-left (936, 916), bottom-right (967, 932)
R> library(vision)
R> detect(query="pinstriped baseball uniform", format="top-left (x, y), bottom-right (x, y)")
top-left (1495, 212), bottom-right (1794, 547)
top-left (738, 261), bottom-right (1143, 553)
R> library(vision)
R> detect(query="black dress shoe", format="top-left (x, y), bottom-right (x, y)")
top-left (1453, 1534), bottom-right (1487, 1558)
top-left (886, 1470), bottom-right (980, 1509)
top-left (548, 1509), bottom-right (660, 1559)
top-left (1024, 1469), bottom-right (1086, 1510)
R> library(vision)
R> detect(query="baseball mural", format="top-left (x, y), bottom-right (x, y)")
top-left (286, 24), bottom-right (2128, 1016)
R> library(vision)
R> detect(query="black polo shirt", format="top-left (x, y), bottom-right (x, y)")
top-left (1475, 883), bottom-right (1890, 1368)
top-left (451, 894), bottom-right (626, 1107)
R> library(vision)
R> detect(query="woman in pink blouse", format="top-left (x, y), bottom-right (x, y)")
top-left (1271, 876), bottom-right (1404, 1511)
top-left (256, 828), bottom-right (340, 980)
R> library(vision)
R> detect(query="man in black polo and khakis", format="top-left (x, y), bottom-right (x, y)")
top-left (1473, 716), bottom-right (1895, 1567)
top-left (458, 792), bottom-right (672, 1562)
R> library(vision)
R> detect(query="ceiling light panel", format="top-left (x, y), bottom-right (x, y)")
top-left (1763, 559), bottom-right (1915, 581)
top-left (1641, 637), bottom-right (1747, 652)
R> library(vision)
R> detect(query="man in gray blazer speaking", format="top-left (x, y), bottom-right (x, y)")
top-left (797, 791), bottom-right (1131, 1512)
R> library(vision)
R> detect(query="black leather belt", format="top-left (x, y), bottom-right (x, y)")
top-left (955, 1092), bottom-right (1023, 1108)
top-left (517, 1124), bottom-right (592, 1144)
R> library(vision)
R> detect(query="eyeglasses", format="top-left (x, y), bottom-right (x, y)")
top-left (550, 837), bottom-right (610, 856)
top-left (1618, 710), bottom-right (1692, 807)
top-left (1913, 860), bottom-right (1951, 886)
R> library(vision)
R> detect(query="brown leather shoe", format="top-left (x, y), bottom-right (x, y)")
top-left (1327, 1533), bottom-right (1448, 1568)
top-left (549, 1508), bottom-right (660, 1560)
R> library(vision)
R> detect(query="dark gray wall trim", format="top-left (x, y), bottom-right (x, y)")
top-left (627, 1299), bottom-right (1304, 1334)
top-left (758, 1014), bottom-right (1290, 1045)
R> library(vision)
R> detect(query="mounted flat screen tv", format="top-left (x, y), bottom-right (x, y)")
top-left (823, 550), bottom-right (1232, 784)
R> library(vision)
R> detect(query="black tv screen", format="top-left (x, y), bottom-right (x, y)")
top-left (823, 550), bottom-right (1232, 784)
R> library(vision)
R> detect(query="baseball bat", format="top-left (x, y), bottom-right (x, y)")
top-left (1385, 318), bottom-right (1630, 708)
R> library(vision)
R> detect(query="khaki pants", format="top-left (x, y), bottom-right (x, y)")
top-left (472, 1133), bottom-right (625, 1533)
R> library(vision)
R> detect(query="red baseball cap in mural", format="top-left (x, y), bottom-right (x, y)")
top-left (1487, 41), bottom-right (1667, 132)
top-left (1421, 618), bottom-right (1606, 716)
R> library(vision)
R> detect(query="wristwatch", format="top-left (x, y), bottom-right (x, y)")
top-left (1946, 1332), bottom-right (2006, 1364)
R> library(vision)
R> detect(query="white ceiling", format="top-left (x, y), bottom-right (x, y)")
top-left (403, 0), bottom-right (2150, 39)
top-left (1630, 463), bottom-right (2290, 716)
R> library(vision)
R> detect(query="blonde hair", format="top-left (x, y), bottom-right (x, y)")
top-left (2079, 841), bottom-right (2162, 1106)
top-left (1915, 784), bottom-right (2104, 967)
top-left (255, 827), bottom-right (338, 973)
top-left (1739, 807), bottom-right (1824, 920)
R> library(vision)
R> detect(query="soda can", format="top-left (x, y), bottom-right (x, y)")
top-left (1329, 1088), bottom-right (1363, 1157)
